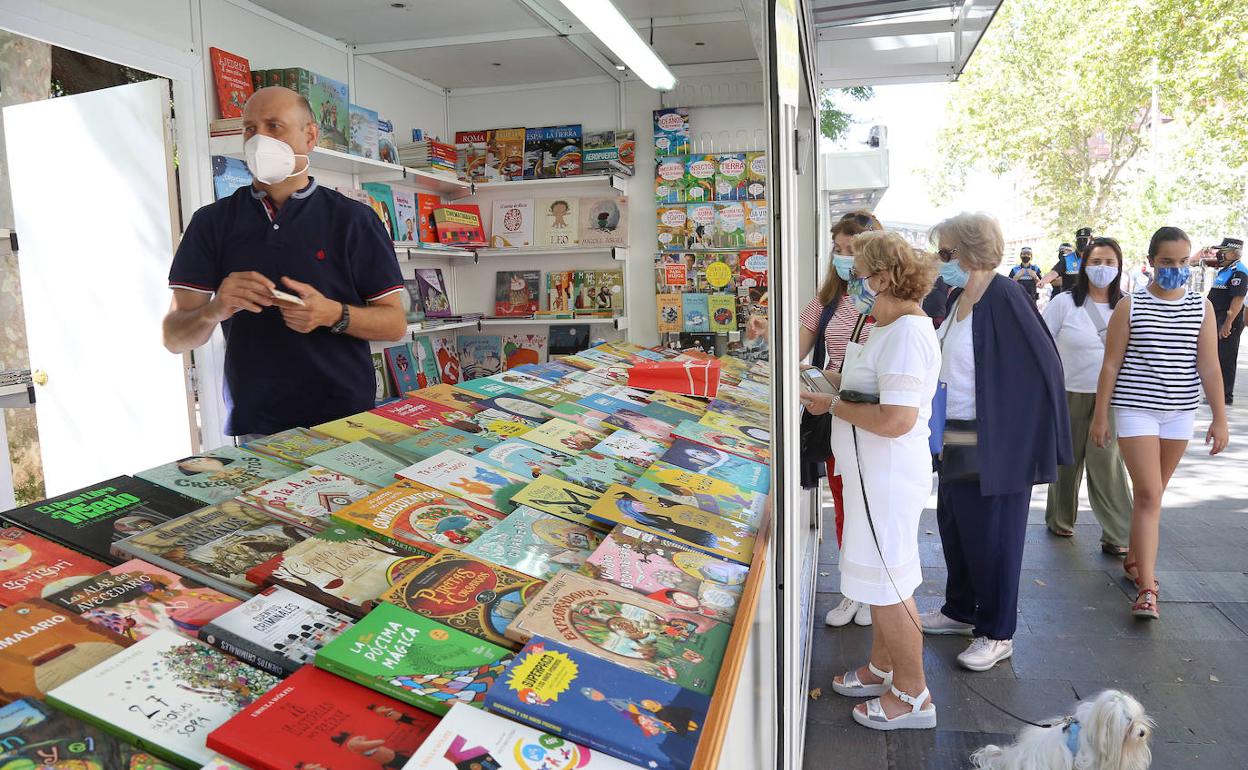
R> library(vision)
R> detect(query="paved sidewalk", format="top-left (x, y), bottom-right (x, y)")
top-left (803, 359), bottom-right (1248, 768)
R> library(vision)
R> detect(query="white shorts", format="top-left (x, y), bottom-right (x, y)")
top-left (1113, 407), bottom-right (1196, 440)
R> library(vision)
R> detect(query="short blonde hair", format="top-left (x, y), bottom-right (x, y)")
top-left (930, 212), bottom-right (1004, 270)
top-left (852, 231), bottom-right (938, 303)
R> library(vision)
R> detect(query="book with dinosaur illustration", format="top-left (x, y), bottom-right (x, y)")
top-left (460, 506), bottom-right (601, 581)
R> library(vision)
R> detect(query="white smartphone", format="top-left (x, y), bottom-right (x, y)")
top-left (271, 288), bottom-right (305, 306)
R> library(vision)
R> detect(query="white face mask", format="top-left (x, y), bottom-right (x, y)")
top-left (1086, 265), bottom-right (1117, 289)
top-left (244, 133), bottom-right (309, 185)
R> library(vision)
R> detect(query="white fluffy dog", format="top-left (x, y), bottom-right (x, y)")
top-left (970, 690), bottom-right (1153, 770)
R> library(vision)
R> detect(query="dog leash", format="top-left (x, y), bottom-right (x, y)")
top-left (849, 424), bottom-right (1058, 730)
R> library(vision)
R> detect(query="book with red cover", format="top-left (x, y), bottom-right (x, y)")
top-left (208, 47), bottom-right (254, 119)
top-left (416, 193), bottom-right (441, 244)
top-left (0, 526), bottom-right (107, 607)
top-left (370, 397), bottom-right (455, 429)
top-left (431, 205), bottom-right (487, 247)
top-left (207, 665), bottom-right (439, 770)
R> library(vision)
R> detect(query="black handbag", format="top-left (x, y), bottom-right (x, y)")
top-left (938, 418), bottom-right (980, 483)
top-left (799, 300), bottom-right (839, 488)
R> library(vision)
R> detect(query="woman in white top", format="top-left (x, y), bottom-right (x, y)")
top-left (1041, 237), bottom-right (1133, 553)
top-left (801, 231), bottom-right (940, 731)
top-left (1091, 226), bottom-right (1229, 620)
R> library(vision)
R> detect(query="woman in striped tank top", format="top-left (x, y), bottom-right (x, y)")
top-left (1091, 226), bottom-right (1229, 620)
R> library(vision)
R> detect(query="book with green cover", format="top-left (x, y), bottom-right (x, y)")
top-left (631, 464), bottom-right (767, 527)
top-left (304, 438), bottom-right (419, 487)
top-left (553, 450), bottom-right (647, 494)
top-left (135, 447), bottom-right (297, 505)
top-left (460, 505), bottom-right (601, 581)
top-left (314, 602), bottom-right (512, 716)
top-left (241, 428), bottom-right (345, 466)
top-left (393, 425), bottom-right (500, 461)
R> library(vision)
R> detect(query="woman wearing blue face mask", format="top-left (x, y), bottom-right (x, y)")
top-left (1090, 226), bottom-right (1230, 620)
top-left (799, 210), bottom-right (881, 628)
top-left (918, 212), bottom-right (1072, 673)
top-left (1041, 237), bottom-right (1134, 554)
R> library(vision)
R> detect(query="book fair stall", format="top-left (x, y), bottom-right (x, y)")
top-left (0, 1), bottom-right (827, 768)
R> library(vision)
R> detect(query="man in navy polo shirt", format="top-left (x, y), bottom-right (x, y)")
top-left (162, 87), bottom-right (406, 439)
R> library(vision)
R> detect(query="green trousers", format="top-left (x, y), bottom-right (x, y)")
top-left (1045, 390), bottom-right (1133, 547)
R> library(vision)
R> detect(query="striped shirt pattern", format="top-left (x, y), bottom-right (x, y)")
top-left (800, 296), bottom-right (874, 371)
top-left (1111, 288), bottom-right (1205, 411)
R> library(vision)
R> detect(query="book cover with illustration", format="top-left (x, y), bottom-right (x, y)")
top-left (414, 268), bottom-right (452, 317)
top-left (332, 479), bottom-right (505, 556)
top-left (202, 756), bottom-right (250, 769)
top-left (631, 466), bottom-right (764, 528)
top-left (242, 466), bottom-right (378, 531)
top-left (656, 293), bottom-right (683, 334)
top-left (310, 72), bottom-right (349, 151)
top-left (198, 585), bottom-right (353, 676)
top-left (473, 438), bottom-right (573, 480)
top-left (314, 602), bottom-right (513, 716)
top-left (457, 335), bottom-right (504, 379)
top-left (208, 47), bottom-right (253, 119)
top-left (493, 270), bottom-right (540, 316)
top-left (430, 334), bottom-right (462, 384)
top-left (455, 130), bottom-right (488, 182)
top-left (0, 526), bottom-right (106, 607)
top-left (44, 558), bottom-right (239, 641)
top-left (656, 204), bottom-right (689, 251)
top-left (112, 501), bottom-right (311, 599)
top-left (451, 377), bottom-right (521, 400)
top-left (395, 451), bottom-right (529, 515)
top-left (603, 409), bottom-right (675, 443)
top-left (384, 343), bottom-right (423, 395)
top-left (348, 103), bottom-right (379, 160)
top-left (431, 205), bottom-right (487, 247)
top-left (683, 154), bottom-right (716, 203)
top-left (708, 293), bottom-right (736, 333)
top-left (212, 155), bottom-right (252, 200)
top-left (380, 549), bottom-right (545, 650)
top-left (417, 192), bottom-right (442, 243)
top-left (713, 202), bottom-right (746, 250)
top-left (393, 187), bottom-right (419, 242)
top-left (655, 155), bottom-right (688, 205)
top-left (46, 630), bottom-right (282, 768)
top-left (544, 402), bottom-right (615, 435)
top-left (579, 196), bottom-right (628, 248)
top-left (136, 447), bottom-right (296, 506)
top-left (305, 439), bottom-right (416, 488)
top-left (553, 451), bottom-right (646, 494)
top-left (670, 420), bottom-right (770, 464)
top-left (362, 182), bottom-right (399, 241)
top-left (522, 419), bottom-right (607, 454)
top-left (641, 400), bottom-right (697, 428)
top-left (698, 410), bottom-right (771, 442)
top-left (681, 293), bottom-right (710, 333)
top-left (245, 525), bottom-right (423, 619)
top-left (0, 698), bottom-right (176, 769)
top-left (583, 526), bottom-right (748, 624)
top-left (0, 598), bottom-right (133, 703)
top-left (586, 484), bottom-right (756, 565)
top-left (577, 393), bottom-right (635, 415)
top-left (501, 333), bottom-right (548, 369)
top-left (546, 269), bottom-right (576, 313)
top-left (510, 476), bottom-right (607, 530)
top-left (460, 506), bottom-right (601, 581)
top-left (402, 279), bottom-right (425, 322)
top-left (581, 128), bottom-right (633, 177)
top-left (548, 324), bottom-right (591, 357)
top-left (745, 151), bottom-right (767, 199)
top-left (393, 426), bottom-right (498, 462)
top-left (466, 408), bottom-right (542, 442)
top-left (489, 198), bottom-right (534, 248)
top-left (652, 107), bottom-right (690, 156)
top-left (490, 369), bottom-right (551, 392)
top-left (525, 125), bottom-right (582, 178)
top-left (208, 665), bottom-right (439, 770)
top-left (486, 127), bottom-right (527, 181)
top-left (485, 638), bottom-right (709, 770)
top-left (311, 411), bottom-right (418, 444)
top-left (378, 116), bottom-right (399, 164)
top-left (504, 571), bottom-right (730, 695)
top-left (0, 476), bottom-right (201, 564)
top-left (686, 201), bottom-right (719, 250)
top-left (659, 440), bottom-right (770, 493)
top-left (535, 197), bottom-right (580, 248)
top-left (409, 383), bottom-right (483, 412)
top-left (372, 396), bottom-right (454, 429)
top-left (523, 386), bottom-right (581, 408)
top-left (408, 701), bottom-right (639, 770)
top-left (714, 152), bottom-right (748, 201)
top-left (744, 199), bottom-right (769, 248)
top-left (581, 269), bottom-right (624, 314)
top-left (242, 427), bottom-right (345, 466)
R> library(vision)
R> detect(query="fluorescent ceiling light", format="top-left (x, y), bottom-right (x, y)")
top-left (557, 0), bottom-right (677, 90)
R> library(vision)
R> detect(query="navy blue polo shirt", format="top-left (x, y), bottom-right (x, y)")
top-left (169, 179), bottom-right (403, 436)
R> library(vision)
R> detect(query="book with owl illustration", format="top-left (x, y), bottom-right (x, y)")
top-left (460, 505), bottom-right (601, 581)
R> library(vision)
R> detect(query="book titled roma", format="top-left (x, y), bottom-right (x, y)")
top-left (315, 602), bottom-right (513, 716)
top-left (332, 479), bottom-right (505, 556)
top-left (586, 484), bottom-right (755, 565)
top-left (136, 447), bottom-right (297, 506)
top-left (0, 526), bottom-right (106, 607)
top-left (504, 570), bottom-right (730, 696)
top-left (197, 585), bottom-right (353, 677)
top-left (46, 630), bottom-right (281, 768)
top-left (460, 506), bottom-right (601, 582)
top-left (380, 549), bottom-right (545, 650)
top-left (0, 698), bottom-right (176, 769)
top-left (242, 466), bottom-right (378, 531)
top-left (112, 501), bottom-right (311, 600)
top-left (484, 638), bottom-right (709, 770)
top-left (395, 451), bottom-right (529, 515)
top-left (0, 598), bottom-right (133, 703)
top-left (206, 665), bottom-right (439, 770)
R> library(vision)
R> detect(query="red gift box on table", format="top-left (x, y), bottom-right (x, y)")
top-left (627, 358), bottom-right (722, 398)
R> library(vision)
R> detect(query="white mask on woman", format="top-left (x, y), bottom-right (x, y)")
top-left (1086, 265), bottom-right (1117, 289)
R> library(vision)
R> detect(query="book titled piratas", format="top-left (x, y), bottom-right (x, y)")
top-left (432, 205), bottom-right (487, 247)
top-left (332, 479), bottom-right (505, 556)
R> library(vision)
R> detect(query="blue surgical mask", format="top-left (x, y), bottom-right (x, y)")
top-left (939, 259), bottom-right (971, 288)
top-left (833, 254), bottom-right (855, 281)
top-left (848, 275), bottom-right (877, 316)
top-left (1154, 266), bottom-right (1190, 290)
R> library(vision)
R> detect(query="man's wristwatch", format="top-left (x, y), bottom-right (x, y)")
top-left (329, 303), bottom-right (350, 334)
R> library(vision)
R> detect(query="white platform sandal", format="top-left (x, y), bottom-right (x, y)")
top-left (852, 685), bottom-right (937, 731)
top-left (831, 662), bottom-right (893, 697)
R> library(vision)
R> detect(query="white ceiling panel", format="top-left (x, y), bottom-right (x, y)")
top-left (649, 22), bottom-right (757, 67)
top-left (251, 0), bottom-right (542, 45)
top-left (613, 0), bottom-right (744, 17)
top-left (374, 37), bottom-right (602, 90)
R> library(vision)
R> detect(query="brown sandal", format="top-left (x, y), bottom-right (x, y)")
top-left (1132, 588), bottom-right (1159, 619)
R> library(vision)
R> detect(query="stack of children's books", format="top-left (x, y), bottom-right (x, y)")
top-left (0, 340), bottom-right (771, 770)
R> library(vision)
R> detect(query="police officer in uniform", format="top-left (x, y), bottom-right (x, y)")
top-left (1041, 227), bottom-right (1093, 296)
top-left (1207, 237), bottom-right (1246, 405)
top-left (1009, 247), bottom-right (1042, 302)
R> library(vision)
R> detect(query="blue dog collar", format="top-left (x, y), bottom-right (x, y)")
top-left (1064, 720), bottom-right (1080, 754)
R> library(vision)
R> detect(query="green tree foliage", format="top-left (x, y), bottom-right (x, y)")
top-left (820, 86), bottom-right (874, 142)
top-left (932, 0), bottom-right (1248, 249)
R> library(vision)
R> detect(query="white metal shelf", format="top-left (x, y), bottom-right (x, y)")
top-left (394, 243), bottom-right (477, 261)
top-left (407, 320), bottom-right (480, 335)
top-left (471, 173), bottom-right (628, 196)
top-left (480, 316), bottom-right (627, 329)
top-left (474, 246), bottom-right (627, 261)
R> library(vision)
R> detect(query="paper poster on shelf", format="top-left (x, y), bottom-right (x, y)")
top-left (490, 198), bottom-right (534, 248)
top-left (535, 197), bottom-right (580, 247)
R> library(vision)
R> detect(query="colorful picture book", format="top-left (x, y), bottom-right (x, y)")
top-left (208, 47), bottom-right (253, 119)
top-left (212, 155), bottom-right (252, 200)
top-left (511, 476), bottom-right (606, 530)
top-left (535, 197), bottom-right (580, 248)
top-left (504, 571), bottom-right (730, 695)
top-left (592, 429), bottom-right (669, 468)
top-left (198, 585), bottom-right (353, 676)
top-left (0, 698), bottom-right (175, 768)
top-left (461, 505), bottom-right (601, 581)
top-left (501, 333), bottom-right (549, 369)
top-left (305, 438), bottom-right (416, 487)
top-left (315, 602), bottom-right (513, 716)
top-left (431, 205), bottom-right (487, 247)
top-left (348, 103), bottom-right (379, 160)
top-left (524, 125), bottom-right (583, 178)
top-left (385, 343), bottom-right (424, 395)
top-left (659, 439), bottom-right (770, 493)
top-left (486, 127), bottom-right (527, 181)
top-left (586, 484), bottom-right (755, 565)
top-left (670, 420), bottom-right (771, 464)
top-left (332, 479), bottom-right (506, 556)
top-left (653, 107), bottom-right (691, 156)
top-left (632, 465), bottom-right (766, 526)
top-left (113, 501), bottom-right (312, 599)
top-left (380, 549), bottom-right (545, 650)
top-left (362, 182), bottom-right (399, 239)
top-left (552, 451), bottom-right (646, 494)
top-left (46, 630), bottom-right (282, 768)
top-left (312, 412), bottom-right (418, 444)
top-left (486, 637), bottom-right (708, 770)
top-left (310, 72), bottom-right (349, 151)
top-left (414, 268), bottom-right (452, 317)
top-left (206, 665), bottom-right (439, 770)
top-left (409, 383), bottom-right (483, 412)
top-left (245, 525), bottom-right (422, 618)
top-left (0, 526), bottom-right (106, 607)
top-left (243, 466), bottom-right (377, 531)
top-left (136, 447), bottom-right (295, 506)
top-left (458, 335), bottom-right (504, 379)
top-left (393, 425), bottom-right (499, 462)
top-left (489, 198), bottom-right (534, 248)
top-left (44, 558), bottom-right (240, 641)
top-left (522, 419), bottom-right (607, 454)
top-left (583, 525), bottom-right (748, 623)
top-left (0, 598), bottom-right (132, 702)
top-left (474, 438), bottom-right (574, 480)
top-left (0, 475), bottom-right (201, 564)
top-left (455, 130), bottom-right (488, 182)
top-left (432, 334), bottom-right (462, 384)
top-left (372, 396), bottom-right (455, 429)
top-left (494, 270), bottom-right (540, 316)
top-left (395, 450), bottom-right (529, 515)
top-left (242, 427), bottom-right (345, 466)
top-left (393, 187), bottom-right (419, 241)
top-left (580, 196), bottom-right (628, 248)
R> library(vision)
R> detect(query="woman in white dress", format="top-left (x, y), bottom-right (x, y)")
top-left (800, 231), bottom-right (941, 731)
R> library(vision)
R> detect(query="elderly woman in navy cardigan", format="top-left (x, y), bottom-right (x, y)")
top-left (919, 212), bottom-right (1072, 672)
